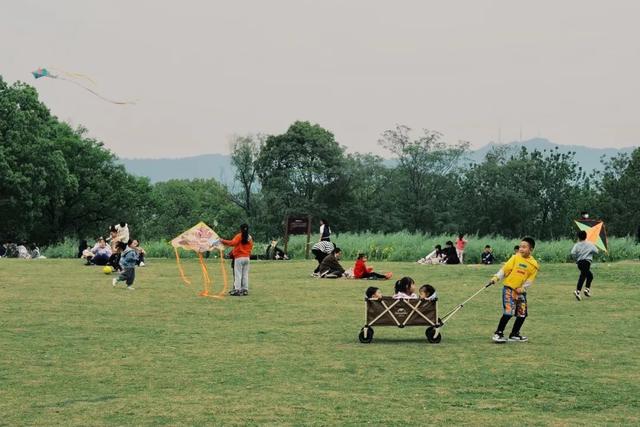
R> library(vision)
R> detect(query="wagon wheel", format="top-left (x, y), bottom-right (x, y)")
top-left (358, 326), bottom-right (374, 343)
top-left (426, 326), bottom-right (442, 343)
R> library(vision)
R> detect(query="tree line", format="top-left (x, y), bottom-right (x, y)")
top-left (2, 77), bottom-right (639, 245)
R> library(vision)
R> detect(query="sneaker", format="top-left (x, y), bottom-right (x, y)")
top-left (229, 290), bottom-right (241, 296)
top-left (574, 290), bottom-right (581, 301)
top-left (127, 286), bottom-right (135, 291)
top-left (112, 278), bottom-right (117, 287)
top-left (139, 262), bottom-right (145, 267)
top-left (508, 334), bottom-right (528, 342)
top-left (492, 333), bottom-right (507, 343)
top-left (242, 290), bottom-right (248, 296)
top-left (583, 288), bottom-right (591, 297)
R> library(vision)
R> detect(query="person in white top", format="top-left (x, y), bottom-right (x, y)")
top-left (115, 222), bottom-right (130, 244)
top-left (319, 219), bottom-right (331, 242)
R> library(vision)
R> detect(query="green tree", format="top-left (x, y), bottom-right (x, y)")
top-left (597, 148), bottom-right (640, 236)
top-left (139, 179), bottom-right (243, 240)
top-left (378, 125), bottom-right (468, 232)
top-left (255, 121), bottom-right (346, 237)
top-left (0, 76), bottom-right (152, 243)
top-left (229, 134), bottom-right (264, 218)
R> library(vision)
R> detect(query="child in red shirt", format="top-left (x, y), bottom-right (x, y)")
top-left (353, 253), bottom-right (392, 280)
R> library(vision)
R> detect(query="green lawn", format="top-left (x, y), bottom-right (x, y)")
top-left (1, 259), bottom-right (639, 426)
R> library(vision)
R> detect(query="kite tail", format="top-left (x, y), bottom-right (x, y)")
top-left (215, 249), bottom-right (229, 298)
top-left (57, 76), bottom-right (137, 105)
top-left (49, 68), bottom-right (97, 87)
top-left (197, 252), bottom-right (211, 297)
top-left (174, 247), bottom-right (191, 286)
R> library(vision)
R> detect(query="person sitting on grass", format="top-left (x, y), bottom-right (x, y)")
top-left (82, 238), bottom-right (112, 266)
top-left (490, 237), bottom-right (539, 344)
top-left (393, 277), bottom-right (417, 299)
top-left (112, 241), bottom-right (138, 290)
top-left (353, 253), bottom-right (392, 280)
top-left (311, 240), bottom-right (335, 274)
top-left (365, 286), bottom-right (383, 300)
top-left (17, 242), bottom-right (31, 259)
top-left (442, 241), bottom-right (460, 264)
top-left (131, 239), bottom-right (146, 267)
top-left (417, 244), bottom-right (444, 264)
top-left (318, 247), bottom-right (345, 278)
top-left (418, 284), bottom-right (437, 301)
top-left (481, 245), bottom-right (495, 265)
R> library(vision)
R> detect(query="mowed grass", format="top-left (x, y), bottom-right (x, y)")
top-left (1, 258), bottom-right (639, 426)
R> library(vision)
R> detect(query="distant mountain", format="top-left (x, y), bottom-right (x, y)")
top-left (120, 139), bottom-right (636, 184)
top-left (465, 138), bottom-right (636, 172)
top-left (119, 154), bottom-right (235, 186)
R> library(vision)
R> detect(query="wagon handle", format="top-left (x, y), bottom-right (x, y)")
top-left (439, 282), bottom-right (494, 325)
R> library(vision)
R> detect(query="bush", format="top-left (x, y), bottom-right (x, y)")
top-left (43, 233), bottom-right (640, 263)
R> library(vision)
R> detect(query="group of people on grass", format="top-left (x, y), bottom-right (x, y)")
top-left (0, 242), bottom-right (44, 259)
top-left (417, 234), bottom-right (468, 265)
top-left (79, 222), bottom-right (146, 290)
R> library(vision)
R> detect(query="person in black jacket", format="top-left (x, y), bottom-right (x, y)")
top-left (442, 241), bottom-right (460, 264)
top-left (318, 247), bottom-right (345, 278)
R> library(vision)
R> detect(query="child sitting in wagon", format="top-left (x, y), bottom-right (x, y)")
top-left (393, 277), bottom-right (418, 299)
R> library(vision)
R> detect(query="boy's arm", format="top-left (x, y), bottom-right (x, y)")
top-left (522, 267), bottom-right (539, 290)
top-left (490, 255), bottom-right (515, 283)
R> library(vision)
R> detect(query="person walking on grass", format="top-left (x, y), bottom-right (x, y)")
top-left (571, 230), bottom-right (599, 301)
top-left (220, 224), bottom-right (254, 296)
top-left (319, 219), bottom-right (331, 242)
top-left (112, 241), bottom-right (138, 290)
top-left (456, 233), bottom-right (468, 264)
top-left (490, 237), bottom-right (539, 343)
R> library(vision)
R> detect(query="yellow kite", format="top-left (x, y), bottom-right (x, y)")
top-left (171, 222), bottom-right (229, 299)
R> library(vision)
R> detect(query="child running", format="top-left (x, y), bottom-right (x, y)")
top-left (490, 237), bottom-right (539, 343)
top-left (571, 230), bottom-right (599, 300)
top-left (112, 241), bottom-right (138, 290)
top-left (353, 253), bottom-right (392, 280)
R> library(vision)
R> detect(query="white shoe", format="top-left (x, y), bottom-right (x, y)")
top-left (583, 288), bottom-right (591, 297)
top-left (508, 334), bottom-right (528, 342)
top-left (139, 262), bottom-right (145, 267)
top-left (112, 278), bottom-right (117, 287)
top-left (127, 286), bottom-right (135, 290)
top-left (574, 290), bottom-right (581, 301)
top-left (492, 333), bottom-right (507, 343)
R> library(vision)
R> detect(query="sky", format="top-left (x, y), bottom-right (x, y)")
top-left (2, 0), bottom-right (639, 158)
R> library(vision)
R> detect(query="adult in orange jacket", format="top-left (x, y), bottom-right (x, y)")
top-left (220, 224), bottom-right (254, 296)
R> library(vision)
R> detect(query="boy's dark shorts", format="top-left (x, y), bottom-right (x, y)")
top-left (502, 286), bottom-right (527, 317)
top-left (118, 268), bottom-right (135, 286)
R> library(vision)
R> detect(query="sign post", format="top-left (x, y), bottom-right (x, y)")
top-left (284, 215), bottom-right (312, 259)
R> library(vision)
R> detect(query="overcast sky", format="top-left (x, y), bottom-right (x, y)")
top-left (2, 0), bottom-right (639, 158)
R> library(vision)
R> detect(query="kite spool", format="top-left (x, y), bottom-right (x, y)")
top-left (171, 222), bottom-right (229, 299)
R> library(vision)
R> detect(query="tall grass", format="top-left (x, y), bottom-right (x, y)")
top-left (43, 233), bottom-right (640, 263)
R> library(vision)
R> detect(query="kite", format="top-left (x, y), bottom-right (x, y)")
top-left (171, 221), bottom-right (229, 299)
top-left (575, 218), bottom-right (609, 253)
top-left (31, 67), bottom-right (136, 105)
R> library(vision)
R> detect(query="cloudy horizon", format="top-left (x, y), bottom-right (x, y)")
top-left (2, 0), bottom-right (639, 158)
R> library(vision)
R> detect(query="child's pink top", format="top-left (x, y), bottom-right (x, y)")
top-left (456, 238), bottom-right (467, 250)
top-left (393, 292), bottom-right (418, 299)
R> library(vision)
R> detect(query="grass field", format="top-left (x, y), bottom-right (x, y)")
top-left (1, 258), bottom-right (639, 425)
